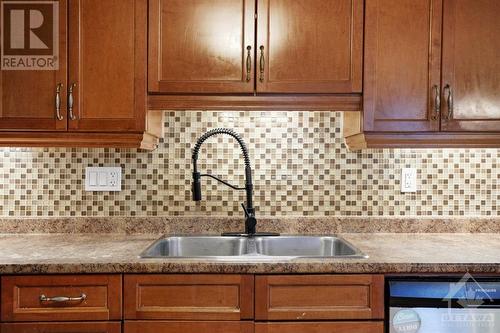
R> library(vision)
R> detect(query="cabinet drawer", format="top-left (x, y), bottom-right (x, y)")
top-left (255, 275), bottom-right (384, 320)
top-left (125, 321), bottom-right (254, 333)
top-left (124, 274), bottom-right (254, 320)
top-left (1, 275), bottom-right (122, 322)
top-left (0, 322), bottom-right (121, 333)
top-left (256, 322), bottom-right (383, 333)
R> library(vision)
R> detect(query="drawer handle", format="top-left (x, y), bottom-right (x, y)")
top-left (40, 293), bottom-right (87, 303)
top-left (245, 45), bottom-right (252, 82)
top-left (259, 45), bottom-right (265, 82)
top-left (68, 83), bottom-right (77, 120)
top-left (444, 84), bottom-right (454, 120)
top-left (431, 84), bottom-right (440, 120)
top-left (55, 83), bottom-right (64, 121)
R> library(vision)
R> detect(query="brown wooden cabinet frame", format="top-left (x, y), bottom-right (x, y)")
top-left (147, 0), bottom-right (365, 111)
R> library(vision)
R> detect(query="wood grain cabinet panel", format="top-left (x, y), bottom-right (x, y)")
top-left (441, 0), bottom-right (500, 132)
top-left (68, 0), bottom-right (147, 132)
top-left (0, 0), bottom-right (153, 148)
top-left (124, 274), bottom-right (254, 320)
top-left (0, 275), bottom-right (122, 322)
top-left (256, 0), bottom-right (363, 93)
top-left (0, 322), bottom-right (121, 333)
top-left (148, 0), bottom-right (256, 93)
top-left (352, 0), bottom-right (500, 149)
top-left (0, 0), bottom-right (68, 131)
top-left (125, 321), bottom-right (254, 333)
top-left (363, 0), bottom-right (443, 132)
top-left (256, 322), bottom-right (384, 333)
top-left (255, 275), bottom-right (384, 321)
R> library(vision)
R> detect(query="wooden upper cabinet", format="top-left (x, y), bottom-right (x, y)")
top-left (0, 0), bottom-right (67, 131)
top-left (441, 0), bottom-right (500, 132)
top-left (68, 0), bottom-right (146, 132)
top-left (149, 0), bottom-right (256, 94)
top-left (364, 0), bottom-right (443, 132)
top-left (256, 0), bottom-right (363, 93)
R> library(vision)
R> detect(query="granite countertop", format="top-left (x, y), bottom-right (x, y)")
top-left (0, 232), bottom-right (499, 274)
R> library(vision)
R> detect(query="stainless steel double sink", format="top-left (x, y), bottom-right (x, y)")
top-left (141, 235), bottom-right (367, 260)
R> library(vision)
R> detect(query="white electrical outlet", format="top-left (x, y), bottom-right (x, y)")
top-left (401, 168), bottom-right (417, 193)
top-left (85, 167), bottom-right (122, 192)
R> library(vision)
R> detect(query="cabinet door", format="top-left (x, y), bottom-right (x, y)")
top-left (1, 322), bottom-right (121, 333)
top-left (255, 275), bottom-right (384, 321)
top-left (124, 274), bottom-right (254, 320)
top-left (256, 0), bottom-right (363, 93)
top-left (441, 0), bottom-right (500, 131)
top-left (148, 0), bottom-right (256, 94)
top-left (364, 0), bottom-right (443, 132)
top-left (0, 0), bottom-right (67, 131)
top-left (256, 322), bottom-right (383, 333)
top-left (68, 0), bottom-right (146, 132)
top-left (125, 321), bottom-right (254, 333)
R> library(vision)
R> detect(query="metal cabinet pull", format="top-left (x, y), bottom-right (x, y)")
top-left (68, 83), bottom-right (77, 120)
top-left (245, 45), bottom-right (252, 82)
top-left (431, 85), bottom-right (441, 120)
top-left (55, 83), bottom-right (64, 121)
top-left (443, 84), bottom-right (454, 120)
top-left (40, 293), bottom-right (87, 303)
top-left (259, 45), bottom-right (265, 82)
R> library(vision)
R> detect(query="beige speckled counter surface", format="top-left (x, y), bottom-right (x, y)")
top-left (0, 233), bottom-right (499, 274)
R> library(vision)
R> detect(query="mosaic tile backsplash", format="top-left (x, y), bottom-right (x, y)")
top-left (0, 111), bottom-right (498, 217)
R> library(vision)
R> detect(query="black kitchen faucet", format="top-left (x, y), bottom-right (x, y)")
top-left (191, 128), bottom-right (278, 237)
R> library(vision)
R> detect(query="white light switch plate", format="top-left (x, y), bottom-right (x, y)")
top-left (401, 168), bottom-right (417, 193)
top-left (85, 167), bottom-right (122, 192)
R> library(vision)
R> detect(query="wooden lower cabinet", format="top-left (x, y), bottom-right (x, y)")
top-left (0, 322), bottom-right (121, 333)
top-left (122, 274), bottom-right (384, 333)
top-left (255, 275), bottom-right (384, 320)
top-left (1, 275), bottom-right (122, 322)
top-left (256, 322), bottom-right (383, 333)
top-left (124, 274), bottom-right (254, 320)
top-left (0, 274), bottom-right (385, 332)
top-left (124, 321), bottom-right (383, 333)
top-left (124, 321), bottom-right (254, 333)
